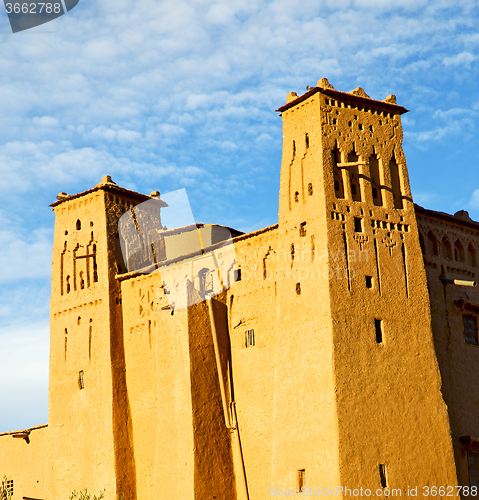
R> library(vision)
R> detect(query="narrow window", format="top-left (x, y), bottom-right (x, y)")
top-left (389, 156), bottom-right (403, 209)
top-left (366, 276), bottom-right (373, 288)
top-left (348, 149), bottom-right (362, 202)
top-left (76, 219), bottom-right (81, 230)
top-left (468, 450), bottom-right (479, 487)
top-left (354, 218), bottom-right (362, 233)
top-left (294, 191), bottom-right (299, 202)
top-left (308, 183), bottom-right (313, 196)
top-left (291, 244), bottom-right (295, 260)
top-left (300, 222), bottom-right (307, 237)
top-left (245, 329), bottom-right (255, 347)
top-left (375, 319), bottom-right (383, 344)
top-left (79, 370), bottom-right (85, 389)
top-left (298, 469), bottom-right (306, 491)
top-left (467, 243), bottom-right (477, 267)
top-left (305, 133), bottom-right (309, 149)
top-left (296, 283), bottom-right (301, 295)
top-left (332, 144), bottom-right (344, 199)
top-left (234, 269), bottom-right (242, 282)
top-left (454, 239), bottom-right (465, 262)
top-left (379, 464), bottom-right (387, 488)
top-left (441, 237), bottom-right (452, 260)
top-left (464, 315), bottom-right (478, 346)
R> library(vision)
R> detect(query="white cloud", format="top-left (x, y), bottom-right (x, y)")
top-left (443, 51), bottom-right (476, 67)
top-left (470, 189), bottom-right (479, 209)
top-left (32, 116), bottom-right (59, 127)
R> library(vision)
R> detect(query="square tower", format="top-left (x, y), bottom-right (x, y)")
top-left (273, 79), bottom-right (459, 493)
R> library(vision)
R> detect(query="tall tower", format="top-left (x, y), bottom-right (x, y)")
top-left (46, 176), bottom-right (164, 500)
top-left (272, 79), bottom-right (458, 492)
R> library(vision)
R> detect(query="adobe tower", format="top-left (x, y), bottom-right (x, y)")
top-left (272, 78), bottom-right (458, 491)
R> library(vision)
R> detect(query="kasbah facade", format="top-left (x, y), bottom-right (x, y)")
top-left (1, 77), bottom-right (479, 500)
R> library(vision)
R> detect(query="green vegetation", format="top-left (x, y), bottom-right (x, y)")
top-left (68, 489), bottom-right (105, 500)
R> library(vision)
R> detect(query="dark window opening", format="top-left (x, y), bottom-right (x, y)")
top-left (308, 183), bottom-right (313, 196)
top-left (298, 470), bottom-right (305, 491)
top-left (354, 218), bottom-right (362, 233)
top-left (375, 319), bottom-right (383, 344)
top-left (78, 370), bottom-right (85, 390)
top-left (366, 276), bottom-right (373, 288)
top-left (245, 329), bottom-right (255, 347)
top-left (234, 269), bottom-right (242, 282)
top-left (300, 222), bottom-right (307, 237)
top-left (379, 464), bottom-right (387, 488)
top-left (464, 315), bottom-right (478, 346)
top-left (76, 219), bottom-right (81, 230)
top-left (294, 191), bottom-right (299, 202)
top-left (296, 283), bottom-right (301, 295)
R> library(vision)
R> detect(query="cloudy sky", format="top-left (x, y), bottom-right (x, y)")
top-left (1, 0), bottom-right (479, 432)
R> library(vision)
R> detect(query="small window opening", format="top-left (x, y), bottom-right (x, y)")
top-left (64, 230), bottom-right (68, 235)
top-left (291, 244), bottom-right (295, 260)
top-left (358, 124), bottom-right (363, 130)
top-left (354, 218), bottom-right (362, 233)
top-left (308, 183), bottom-right (313, 196)
top-left (76, 219), bottom-right (81, 230)
top-left (332, 118), bottom-right (337, 125)
top-left (379, 464), bottom-right (387, 488)
top-left (298, 470), bottom-right (306, 491)
top-left (375, 319), bottom-right (383, 344)
top-left (79, 370), bottom-right (85, 389)
top-left (366, 276), bottom-right (373, 288)
top-left (90, 221), bottom-right (94, 227)
top-left (305, 133), bottom-right (309, 148)
top-left (296, 283), bottom-right (301, 295)
top-left (464, 315), bottom-right (478, 346)
top-left (294, 191), bottom-right (299, 202)
top-left (300, 222), bottom-right (307, 237)
top-left (245, 329), bottom-right (255, 347)
top-left (369, 125), bottom-right (373, 132)
top-left (77, 316), bottom-right (81, 325)
top-left (234, 269), bottom-right (242, 282)
top-left (66, 276), bottom-right (71, 294)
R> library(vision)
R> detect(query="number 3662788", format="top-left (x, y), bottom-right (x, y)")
top-left (5, 3), bottom-right (61, 14)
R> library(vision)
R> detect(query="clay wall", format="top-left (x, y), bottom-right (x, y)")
top-left (417, 208), bottom-right (479, 487)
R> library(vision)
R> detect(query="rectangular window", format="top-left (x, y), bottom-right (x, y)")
top-left (234, 269), bottom-right (242, 282)
top-left (298, 469), bottom-right (305, 491)
top-left (300, 222), bottom-right (307, 237)
top-left (379, 464), bottom-right (387, 488)
top-left (464, 315), bottom-right (478, 346)
top-left (469, 451), bottom-right (479, 487)
top-left (78, 370), bottom-right (85, 390)
top-left (375, 319), bottom-right (383, 344)
top-left (245, 329), bottom-right (255, 347)
top-left (354, 218), bottom-right (362, 233)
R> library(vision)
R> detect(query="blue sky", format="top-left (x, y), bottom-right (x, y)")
top-left (1, 0), bottom-right (479, 432)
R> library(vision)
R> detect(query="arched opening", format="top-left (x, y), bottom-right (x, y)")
top-left (441, 237), bottom-right (452, 260)
top-left (419, 233), bottom-right (426, 254)
top-left (427, 231), bottom-right (438, 256)
top-left (454, 239), bottom-right (465, 262)
top-left (467, 243), bottom-right (477, 267)
top-left (76, 219), bottom-right (81, 230)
